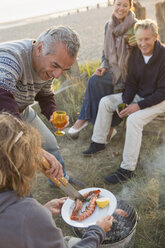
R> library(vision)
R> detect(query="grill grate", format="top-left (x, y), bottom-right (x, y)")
top-left (73, 200), bottom-right (137, 245)
top-left (104, 200), bottom-right (137, 244)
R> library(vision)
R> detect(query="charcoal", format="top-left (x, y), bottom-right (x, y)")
top-left (73, 199), bottom-right (138, 244)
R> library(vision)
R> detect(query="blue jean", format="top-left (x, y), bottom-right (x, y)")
top-left (78, 71), bottom-right (121, 126)
top-left (21, 106), bottom-right (66, 177)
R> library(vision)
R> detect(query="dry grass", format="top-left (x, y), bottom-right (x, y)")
top-left (32, 62), bottom-right (165, 248)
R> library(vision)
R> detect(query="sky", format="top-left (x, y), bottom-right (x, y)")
top-left (0, 0), bottom-right (109, 23)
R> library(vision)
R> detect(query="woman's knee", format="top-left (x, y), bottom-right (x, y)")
top-left (88, 74), bottom-right (102, 88)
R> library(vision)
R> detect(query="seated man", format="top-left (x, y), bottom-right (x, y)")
top-left (83, 19), bottom-right (165, 184)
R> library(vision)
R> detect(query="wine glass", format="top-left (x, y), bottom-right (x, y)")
top-left (52, 111), bottom-right (67, 136)
top-left (125, 34), bottom-right (132, 44)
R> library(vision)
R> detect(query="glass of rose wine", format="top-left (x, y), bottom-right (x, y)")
top-left (52, 111), bottom-right (67, 136)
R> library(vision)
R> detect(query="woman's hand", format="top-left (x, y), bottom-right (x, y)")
top-left (44, 197), bottom-right (67, 215)
top-left (95, 67), bottom-right (107, 77)
top-left (96, 215), bottom-right (113, 232)
top-left (127, 35), bottom-right (137, 47)
top-left (42, 149), bottom-right (63, 179)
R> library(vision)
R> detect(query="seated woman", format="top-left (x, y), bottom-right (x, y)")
top-left (0, 112), bottom-right (113, 248)
top-left (68, 0), bottom-right (137, 141)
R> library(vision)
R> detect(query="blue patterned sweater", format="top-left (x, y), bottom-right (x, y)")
top-left (0, 39), bottom-right (56, 119)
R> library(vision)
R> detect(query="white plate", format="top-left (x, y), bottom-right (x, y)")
top-left (61, 187), bottom-right (117, 228)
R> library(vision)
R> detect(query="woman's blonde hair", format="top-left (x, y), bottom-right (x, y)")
top-left (0, 112), bottom-right (42, 197)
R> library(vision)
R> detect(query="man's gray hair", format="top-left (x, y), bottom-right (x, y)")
top-left (134, 19), bottom-right (158, 37)
top-left (35, 26), bottom-right (80, 57)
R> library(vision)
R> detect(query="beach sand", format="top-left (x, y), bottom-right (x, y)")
top-left (0, 0), bottom-right (160, 63)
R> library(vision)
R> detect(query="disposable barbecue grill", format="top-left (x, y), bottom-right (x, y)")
top-left (73, 199), bottom-right (138, 248)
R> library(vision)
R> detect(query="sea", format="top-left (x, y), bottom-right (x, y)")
top-left (0, 0), bottom-right (111, 24)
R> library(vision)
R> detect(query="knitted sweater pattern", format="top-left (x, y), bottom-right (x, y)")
top-left (0, 39), bottom-right (52, 112)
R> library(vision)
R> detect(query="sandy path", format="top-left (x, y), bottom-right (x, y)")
top-left (0, 1), bottom-right (160, 63)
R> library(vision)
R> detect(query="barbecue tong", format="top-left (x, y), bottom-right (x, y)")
top-left (39, 157), bottom-right (85, 201)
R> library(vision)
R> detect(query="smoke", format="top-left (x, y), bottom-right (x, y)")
top-left (117, 142), bottom-right (165, 209)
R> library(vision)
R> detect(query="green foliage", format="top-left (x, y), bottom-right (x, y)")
top-left (79, 60), bottom-right (101, 77)
top-left (52, 79), bottom-right (61, 92)
top-left (52, 60), bottom-right (100, 124)
top-left (55, 78), bottom-right (86, 124)
top-left (52, 60), bottom-right (100, 93)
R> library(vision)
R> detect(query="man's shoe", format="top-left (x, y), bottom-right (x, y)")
top-left (104, 168), bottom-right (134, 184)
top-left (83, 142), bottom-right (105, 156)
top-left (68, 177), bottom-right (85, 188)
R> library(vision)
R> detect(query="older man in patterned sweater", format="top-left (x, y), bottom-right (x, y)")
top-left (0, 26), bottom-right (83, 186)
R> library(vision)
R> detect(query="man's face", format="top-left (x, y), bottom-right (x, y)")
top-left (35, 42), bottom-right (76, 81)
top-left (135, 27), bottom-right (158, 56)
